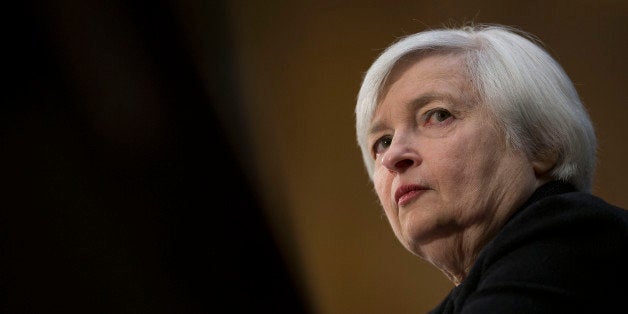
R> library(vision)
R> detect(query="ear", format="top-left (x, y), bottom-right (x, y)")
top-left (532, 151), bottom-right (557, 178)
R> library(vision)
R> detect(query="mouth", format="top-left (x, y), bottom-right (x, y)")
top-left (395, 184), bottom-right (429, 206)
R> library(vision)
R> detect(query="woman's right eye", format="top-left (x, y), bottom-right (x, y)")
top-left (372, 135), bottom-right (392, 158)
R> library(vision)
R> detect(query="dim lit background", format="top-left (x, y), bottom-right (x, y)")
top-left (4, 1), bottom-right (626, 313)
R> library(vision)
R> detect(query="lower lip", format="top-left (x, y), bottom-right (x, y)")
top-left (398, 189), bottom-right (426, 206)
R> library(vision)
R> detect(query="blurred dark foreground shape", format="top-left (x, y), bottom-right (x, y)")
top-left (2, 1), bottom-right (311, 313)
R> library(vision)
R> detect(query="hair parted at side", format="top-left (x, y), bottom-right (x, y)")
top-left (355, 24), bottom-right (597, 192)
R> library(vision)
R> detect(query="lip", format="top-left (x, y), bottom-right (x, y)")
top-left (395, 184), bottom-right (429, 206)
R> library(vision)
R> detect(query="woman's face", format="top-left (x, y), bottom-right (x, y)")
top-left (368, 54), bottom-right (537, 261)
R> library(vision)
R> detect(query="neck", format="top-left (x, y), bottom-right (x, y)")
top-left (423, 231), bottom-right (480, 286)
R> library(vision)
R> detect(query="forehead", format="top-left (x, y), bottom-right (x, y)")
top-left (379, 53), bottom-right (470, 108)
top-left (371, 53), bottom-right (475, 124)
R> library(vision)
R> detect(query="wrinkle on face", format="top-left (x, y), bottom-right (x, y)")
top-left (370, 52), bottom-right (538, 284)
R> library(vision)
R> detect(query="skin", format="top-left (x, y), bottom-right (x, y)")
top-left (367, 53), bottom-right (551, 285)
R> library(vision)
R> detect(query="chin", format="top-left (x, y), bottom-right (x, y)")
top-left (401, 208), bottom-right (436, 237)
top-left (401, 225), bottom-right (433, 257)
top-left (405, 242), bottom-right (427, 258)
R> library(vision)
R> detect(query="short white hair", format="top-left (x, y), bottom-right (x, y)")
top-left (355, 24), bottom-right (597, 192)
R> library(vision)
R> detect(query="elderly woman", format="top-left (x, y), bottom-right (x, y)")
top-left (355, 24), bottom-right (628, 313)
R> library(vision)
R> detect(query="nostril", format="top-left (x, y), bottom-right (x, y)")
top-left (395, 159), bottom-right (414, 169)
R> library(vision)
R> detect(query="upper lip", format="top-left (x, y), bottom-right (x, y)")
top-left (394, 184), bottom-right (429, 204)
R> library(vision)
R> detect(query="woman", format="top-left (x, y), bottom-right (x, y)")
top-left (355, 24), bottom-right (628, 313)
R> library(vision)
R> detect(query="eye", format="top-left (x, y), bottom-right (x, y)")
top-left (424, 108), bottom-right (452, 126)
top-left (372, 135), bottom-right (392, 158)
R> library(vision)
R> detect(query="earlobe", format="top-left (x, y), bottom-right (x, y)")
top-left (533, 159), bottom-right (554, 177)
top-left (532, 152), bottom-right (557, 178)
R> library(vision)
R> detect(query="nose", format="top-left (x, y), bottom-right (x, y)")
top-left (381, 136), bottom-right (420, 173)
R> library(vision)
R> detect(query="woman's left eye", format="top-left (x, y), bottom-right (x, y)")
top-left (424, 108), bottom-right (452, 125)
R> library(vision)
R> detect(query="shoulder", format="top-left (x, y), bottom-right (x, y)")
top-left (461, 188), bottom-right (628, 312)
top-left (490, 189), bottom-right (628, 258)
top-left (481, 189), bottom-right (628, 277)
top-left (531, 190), bottom-right (628, 226)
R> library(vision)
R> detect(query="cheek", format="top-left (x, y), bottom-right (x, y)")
top-left (373, 167), bottom-right (399, 221)
top-left (435, 133), bottom-right (511, 216)
top-left (424, 135), bottom-right (498, 213)
top-left (425, 141), bottom-right (470, 185)
top-left (373, 167), bottom-right (406, 241)
top-left (373, 168), bottom-right (389, 202)
top-left (435, 132), bottom-right (499, 179)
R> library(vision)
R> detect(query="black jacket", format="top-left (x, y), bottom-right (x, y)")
top-left (429, 181), bottom-right (628, 314)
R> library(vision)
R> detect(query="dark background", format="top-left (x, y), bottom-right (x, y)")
top-left (4, 1), bottom-right (627, 313)
top-left (4, 1), bottom-right (310, 313)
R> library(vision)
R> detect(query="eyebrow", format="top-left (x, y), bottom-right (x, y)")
top-left (368, 93), bottom-right (451, 136)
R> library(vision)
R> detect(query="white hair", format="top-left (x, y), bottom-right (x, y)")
top-left (355, 24), bottom-right (597, 192)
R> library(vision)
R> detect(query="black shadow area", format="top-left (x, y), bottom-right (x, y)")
top-left (2, 1), bottom-right (311, 313)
